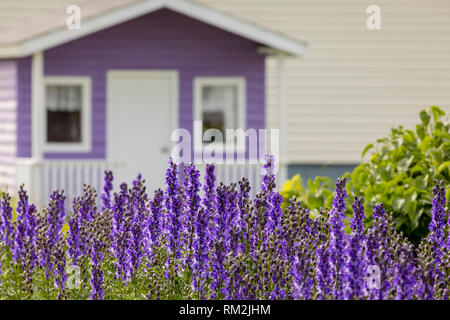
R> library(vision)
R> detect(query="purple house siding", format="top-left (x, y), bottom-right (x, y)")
top-left (0, 60), bottom-right (18, 188)
top-left (17, 57), bottom-right (32, 158)
top-left (16, 9), bottom-right (266, 160)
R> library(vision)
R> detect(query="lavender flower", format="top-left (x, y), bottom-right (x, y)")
top-left (261, 154), bottom-right (276, 194)
top-left (192, 208), bottom-right (211, 299)
top-left (210, 184), bottom-right (231, 299)
top-left (111, 183), bottom-right (132, 281)
top-left (101, 170), bottom-right (114, 212)
top-left (164, 158), bottom-right (183, 279)
top-left (328, 178), bottom-right (347, 299)
top-left (0, 193), bottom-right (14, 249)
top-left (342, 197), bottom-right (365, 299)
top-left (343, 235), bottom-right (364, 299)
top-left (428, 180), bottom-right (446, 275)
top-left (392, 245), bottom-right (416, 300)
top-left (53, 238), bottom-right (68, 299)
top-left (350, 196), bottom-right (365, 235)
top-left (292, 240), bottom-right (314, 299)
top-left (315, 240), bottom-right (332, 299)
top-left (39, 190), bottom-right (66, 279)
top-left (237, 178), bottom-right (251, 255)
top-left (89, 237), bottom-right (105, 300)
top-left (67, 186), bottom-right (97, 268)
top-left (67, 198), bottom-right (82, 266)
top-left (129, 173), bottom-right (148, 276)
top-left (183, 164), bottom-right (201, 267)
top-left (148, 189), bottom-right (164, 254)
top-left (416, 240), bottom-right (436, 300)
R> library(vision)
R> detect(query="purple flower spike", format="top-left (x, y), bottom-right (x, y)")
top-left (101, 170), bottom-right (114, 212)
top-left (261, 154), bottom-right (276, 194)
top-left (183, 164), bottom-right (201, 267)
top-left (210, 184), bottom-right (231, 299)
top-left (13, 186), bottom-right (38, 269)
top-left (89, 237), bottom-right (105, 300)
top-left (292, 241), bottom-right (314, 299)
top-left (40, 190), bottom-right (66, 279)
top-left (164, 158), bottom-right (183, 279)
top-left (315, 240), bottom-right (332, 299)
top-left (111, 184), bottom-right (132, 282)
top-left (392, 245), bottom-right (416, 300)
top-left (350, 196), bottom-right (365, 235)
top-left (192, 207), bottom-right (211, 299)
top-left (129, 173), bottom-right (149, 276)
top-left (202, 164), bottom-right (216, 215)
top-left (342, 197), bottom-right (365, 300)
top-left (148, 189), bottom-right (164, 252)
top-left (428, 180), bottom-right (446, 274)
top-left (0, 192), bottom-right (14, 249)
top-left (328, 177), bottom-right (347, 299)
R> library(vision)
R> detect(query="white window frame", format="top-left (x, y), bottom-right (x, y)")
top-left (43, 76), bottom-right (92, 153)
top-left (193, 76), bottom-right (246, 153)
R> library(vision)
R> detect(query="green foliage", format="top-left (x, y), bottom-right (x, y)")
top-left (280, 174), bottom-right (336, 218)
top-left (348, 106), bottom-right (450, 244)
top-left (281, 106), bottom-right (450, 245)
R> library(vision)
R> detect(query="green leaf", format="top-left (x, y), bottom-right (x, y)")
top-left (361, 143), bottom-right (374, 158)
top-left (446, 189), bottom-right (450, 204)
top-left (416, 124), bottom-right (425, 140)
top-left (437, 161), bottom-right (450, 174)
top-left (307, 194), bottom-right (323, 209)
top-left (419, 110), bottom-right (430, 126)
top-left (393, 198), bottom-right (405, 211)
top-left (419, 136), bottom-right (434, 154)
top-left (430, 105), bottom-right (445, 124)
top-left (397, 156), bottom-right (414, 172)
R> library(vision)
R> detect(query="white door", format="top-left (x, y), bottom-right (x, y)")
top-left (108, 71), bottom-right (178, 192)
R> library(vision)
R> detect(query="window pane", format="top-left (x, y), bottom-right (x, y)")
top-left (203, 111), bottom-right (224, 133)
top-left (203, 111), bottom-right (224, 143)
top-left (46, 85), bottom-right (83, 143)
top-left (201, 85), bottom-right (238, 143)
top-left (47, 110), bottom-right (81, 142)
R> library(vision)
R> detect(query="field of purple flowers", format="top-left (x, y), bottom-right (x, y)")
top-left (0, 156), bottom-right (449, 300)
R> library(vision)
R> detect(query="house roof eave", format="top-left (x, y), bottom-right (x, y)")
top-left (0, 0), bottom-right (306, 59)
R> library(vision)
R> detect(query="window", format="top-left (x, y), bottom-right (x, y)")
top-left (44, 77), bottom-right (91, 152)
top-left (194, 77), bottom-right (245, 149)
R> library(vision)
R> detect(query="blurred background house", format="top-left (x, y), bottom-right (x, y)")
top-left (196, 0), bottom-right (450, 181)
top-left (0, 0), bottom-right (305, 206)
top-left (0, 0), bottom-right (450, 206)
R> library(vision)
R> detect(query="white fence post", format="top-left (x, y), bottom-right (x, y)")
top-left (16, 158), bottom-right (43, 208)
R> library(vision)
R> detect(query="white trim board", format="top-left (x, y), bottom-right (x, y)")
top-left (0, 0), bottom-right (306, 59)
top-left (31, 52), bottom-right (44, 160)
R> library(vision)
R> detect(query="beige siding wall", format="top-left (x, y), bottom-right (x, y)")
top-left (197, 0), bottom-right (450, 164)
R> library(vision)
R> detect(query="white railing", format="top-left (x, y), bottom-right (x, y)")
top-left (16, 158), bottom-right (124, 211)
top-left (16, 159), bottom-right (282, 210)
top-left (41, 160), bottom-right (125, 210)
top-left (196, 162), bottom-right (283, 197)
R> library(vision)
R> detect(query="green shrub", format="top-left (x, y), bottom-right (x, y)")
top-left (281, 106), bottom-right (450, 245)
top-left (348, 106), bottom-right (450, 244)
top-left (280, 174), bottom-right (338, 217)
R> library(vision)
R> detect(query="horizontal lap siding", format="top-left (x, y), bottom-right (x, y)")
top-left (198, 0), bottom-right (450, 164)
top-left (17, 57), bottom-right (31, 158)
top-left (27, 9), bottom-right (265, 159)
top-left (0, 60), bottom-right (17, 190)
